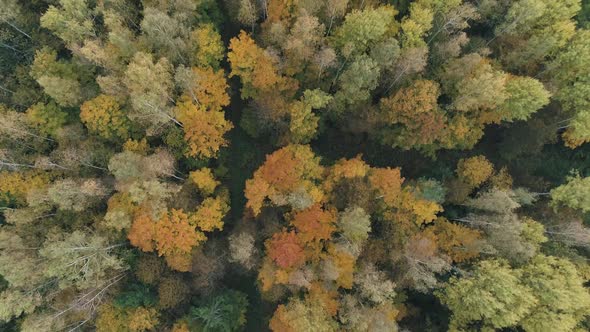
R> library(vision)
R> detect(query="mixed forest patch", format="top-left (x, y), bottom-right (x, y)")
top-left (1, 0), bottom-right (590, 331)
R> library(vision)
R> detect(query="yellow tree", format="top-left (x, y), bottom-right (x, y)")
top-left (80, 94), bottom-right (130, 140)
top-left (174, 96), bottom-right (233, 159)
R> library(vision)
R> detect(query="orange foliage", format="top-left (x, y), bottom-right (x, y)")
top-left (244, 178), bottom-right (271, 216)
top-left (245, 145), bottom-right (323, 216)
top-left (369, 167), bottom-right (404, 206)
top-left (190, 67), bottom-right (230, 112)
top-left (154, 209), bottom-right (206, 257)
top-left (174, 96), bottom-right (233, 159)
top-left (268, 304), bottom-right (295, 332)
top-left (324, 156), bottom-right (370, 192)
top-left (128, 212), bottom-right (156, 252)
top-left (427, 218), bottom-right (482, 262)
top-left (228, 31), bottom-right (297, 101)
top-left (380, 80), bottom-right (446, 147)
top-left (308, 283), bottom-right (339, 316)
top-left (290, 204), bottom-right (336, 243)
top-left (266, 230), bottom-right (306, 269)
top-left (189, 197), bottom-right (227, 232)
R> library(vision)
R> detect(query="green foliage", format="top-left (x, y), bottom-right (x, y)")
top-left (114, 284), bottom-right (158, 309)
top-left (551, 173), bottom-right (590, 212)
top-left (2, 2), bottom-right (590, 331)
top-left (25, 101), bottom-right (68, 136)
top-left (437, 260), bottom-right (537, 330)
top-left (190, 290), bottom-right (249, 332)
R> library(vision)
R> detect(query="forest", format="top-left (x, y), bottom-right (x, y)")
top-left (1, 0), bottom-right (590, 331)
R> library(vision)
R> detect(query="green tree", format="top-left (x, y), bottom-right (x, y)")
top-left (123, 52), bottom-right (176, 130)
top-left (519, 255), bottom-right (590, 331)
top-left (190, 290), bottom-right (249, 332)
top-left (25, 102), bottom-right (68, 137)
top-left (437, 260), bottom-right (537, 331)
top-left (500, 76), bottom-right (551, 122)
top-left (550, 173), bottom-right (590, 212)
top-left (40, 0), bottom-right (96, 45)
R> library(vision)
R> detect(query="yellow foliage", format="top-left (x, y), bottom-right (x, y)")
top-left (190, 67), bottom-right (230, 112)
top-left (190, 196), bottom-right (227, 232)
top-left (0, 170), bottom-right (49, 205)
top-left (128, 307), bottom-right (159, 332)
top-left (123, 138), bottom-right (150, 155)
top-left (189, 168), bottom-right (220, 196)
top-left (456, 155), bottom-right (494, 188)
top-left (191, 24), bottom-right (225, 67)
top-left (80, 94), bottom-right (129, 140)
top-left (174, 96), bottom-right (233, 159)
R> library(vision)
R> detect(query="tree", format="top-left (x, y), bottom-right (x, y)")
top-left (45, 178), bottom-right (108, 212)
top-left (519, 255), bottom-right (590, 331)
top-left (189, 168), bottom-right (220, 196)
top-left (176, 66), bottom-right (230, 112)
top-left (139, 7), bottom-right (187, 64)
top-left (174, 96), bottom-right (233, 159)
top-left (456, 155), bottom-right (494, 188)
top-left (190, 290), bottom-right (249, 332)
top-left (40, 0), bottom-right (96, 45)
top-left (562, 109), bottom-right (590, 148)
top-left (269, 297), bottom-right (338, 332)
top-left (402, 233), bottom-right (451, 291)
top-left (190, 24), bottom-right (225, 68)
top-left (228, 231), bottom-right (258, 269)
top-left (228, 31), bottom-right (297, 100)
top-left (25, 102), bottom-right (68, 137)
top-left (330, 54), bottom-right (380, 115)
top-left (190, 196), bottom-right (227, 232)
top-left (495, 0), bottom-right (580, 70)
top-left (244, 145), bottom-right (324, 216)
top-left (123, 52), bottom-right (175, 129)
top-left (108, 150), bottom-right (176, 183)
top-left (337, 207), bottom-right (371, 249)
top-left (80, 94), bottom-right (130, 140)
top-left (437, 260), bottom-right (537, 331)
top-left (290, 204), bottom-right (336, 243)
top-left (158, 276), bottom-right (190, 309)
top-left (265, 231), bottom-right (305, 269)
top-left (40, 230), bottom-right (125, 289)
top-left (0, 289), bottom-right (41, 323)
top-left (332, 6), bottom-right (399, 57)
top-left (378, 79), bottom-right (445, 150)
top-left (30, 48), bottom-right (91, 107)
top-left (550, 173), bottom-right (590, 212)
top-left (500, 76), bottom-right (550, 122)
top-left (354, 263), bottom-right (396, 304)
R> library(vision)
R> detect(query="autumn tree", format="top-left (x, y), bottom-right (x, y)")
top-left (80, 94), bottom-right (130, 141)
top-left (378, 79), bottom-right (445, 152)
top-left (456, 155), bottom-right (494, 188)
top-left (173, 96), bottom-right (233, 159)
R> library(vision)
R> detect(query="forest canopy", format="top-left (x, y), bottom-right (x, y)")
top-left (1, 0), bottom-right (590, 331)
